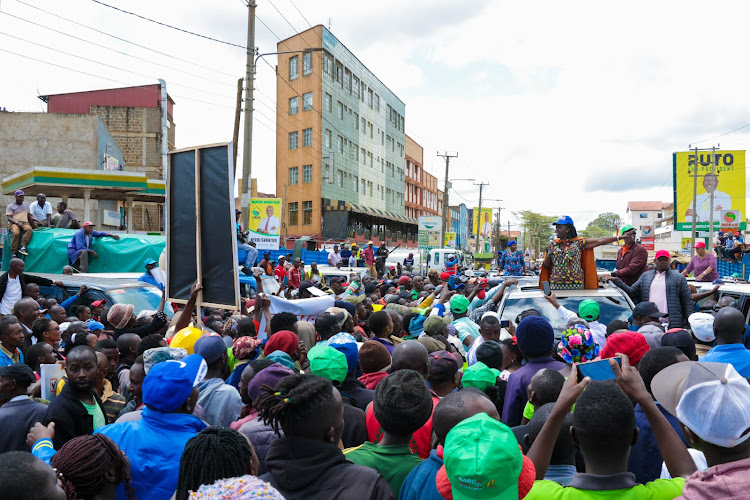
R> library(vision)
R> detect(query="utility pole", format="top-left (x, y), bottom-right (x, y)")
top-left (437, 152), bottom-right (458, 249)
top-left (474, 181), bottom-right (489, 253)
top-left (241, 0), bottom-right (256, 229)
top-left (232, 78), bottom-right (243, 208)
top-left (708, 146), bottom-right (716, 251)
top-left (690, 146), bottom-right (698, 257)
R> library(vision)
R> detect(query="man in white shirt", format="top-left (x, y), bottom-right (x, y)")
top-left (686, 173), bottom-right (734, 222)
top-left (328, 245), bottom-right (342, 267)
top-left (29, 193), bottom-right (53, 227)
top-left (0, 259), bottom-right (62, 316)
top-left (256, 205), bottom-right (280, 235)
top-left (544, 291), bottom-right (607, 348)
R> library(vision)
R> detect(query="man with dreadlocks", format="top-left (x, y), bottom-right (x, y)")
top-left (175, 426), bottom-right (258, 500)
top-left (94, 353), bottom-right (208, 499)
top-left (257, 373), bottom-right (394, 499)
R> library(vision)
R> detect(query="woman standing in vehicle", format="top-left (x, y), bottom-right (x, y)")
top-left (682, 241), bottom-right (718, 281)
top-left (541, 216), bottom-right (623, 290)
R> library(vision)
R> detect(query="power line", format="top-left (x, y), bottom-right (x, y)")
top-left (15, 0), bottom-right (236, 78)
top-left (0, 47), bottom-right (236, 110)
top-left (89, 0), bottom-right (248, 49)
top-left (689, 123), bottom-right (750, 147)
top-left (268, 0), bottom-right (299, 33)
top-left (0, 31), bottom-right (235, 100)
top-left (287, 0), bottom-right (313, 29)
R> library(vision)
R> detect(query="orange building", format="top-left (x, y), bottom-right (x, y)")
top-left (275, 26), bottom-right (418, 246)
top-left (405, 135), bottom-right (439, 220)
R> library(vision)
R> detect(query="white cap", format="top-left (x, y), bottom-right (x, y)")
top-left (652, 361), bottom-right (750, 448)
top-left (688, 312), bottom-right (715, 342)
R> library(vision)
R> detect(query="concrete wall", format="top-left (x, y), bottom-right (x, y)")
top-left (0, 112), bottom-right (101, 224)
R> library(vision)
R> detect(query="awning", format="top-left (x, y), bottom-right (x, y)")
top-left (2, 166), bottom-right (165, 203)
top-left (324, 200), bottom-right (417, 225)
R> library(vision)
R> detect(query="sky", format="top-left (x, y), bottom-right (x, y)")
top-left (3, 0), bottom-right (750, 232)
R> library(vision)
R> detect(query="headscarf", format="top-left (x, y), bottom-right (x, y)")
top-left (232, 336), bottom-right (259, 360)
top-left (189, 474), bottom-right (285, 499)
top-left (558, 324), bottom-right (600, 364)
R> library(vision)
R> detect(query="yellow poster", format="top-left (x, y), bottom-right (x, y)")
top-left (248, 198), bottom-right (282, 250)
top-left (674, 150), bottom-right (746, 231)
top-left (444, 232), bottom-right (456, 248)
top-left (473, 208), bottom-right (493, 238)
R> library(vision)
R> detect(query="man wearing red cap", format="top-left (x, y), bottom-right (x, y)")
top-left (66, 222), bottom-right (120, 273)
top-left (607, 250), bottom-right (694, 329)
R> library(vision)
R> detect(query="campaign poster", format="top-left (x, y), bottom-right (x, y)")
top-left (418, 216), bottom-right (442, 257)
top-left (444, 232), bottom-right (456, 248)
top-left (473, 208), bottom-right (493, 238)
top-left (673, 151), bottom-right (746, 231)
top-left (248, 198), bottom-right (282, 250)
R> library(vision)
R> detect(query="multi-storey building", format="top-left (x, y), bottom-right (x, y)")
top-left (275, 26), bottom-right (417, 246)
top-left (405, 135), bottom-right (439, 220)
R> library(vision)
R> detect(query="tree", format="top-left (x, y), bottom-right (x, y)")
top-left (588, 212), bottom-right (622, 234)
top-left (579, 226), bottom-right (610, 238)
top-left (513, 210), bottom-right (557, 258)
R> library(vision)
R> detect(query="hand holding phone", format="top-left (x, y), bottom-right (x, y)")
top-left (577, 357), bottom-right (621, 382)
top-left (542, 281), bottom-right (551, 296)
top-left (501, 319), bottom-right (510, 328)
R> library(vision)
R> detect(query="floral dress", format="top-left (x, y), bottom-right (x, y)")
top-left (499, 250), bottom-right (525, 276)
top-left (547, 239), bottom-right (586, 290)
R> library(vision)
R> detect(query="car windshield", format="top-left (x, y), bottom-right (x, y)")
top-left (107, 287), bottom-right (174, 319)
top-left (500, 295), bottom-right (632, 337)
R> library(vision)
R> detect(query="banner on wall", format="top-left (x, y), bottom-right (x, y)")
top-left (248, 198), bottom-right (282, 250)
top-left (418, 216), bottom-right (442, 257)
top-left (673, 150), bottom-right (746, 231)
top-left (473, 208), bottom-right (493, 239)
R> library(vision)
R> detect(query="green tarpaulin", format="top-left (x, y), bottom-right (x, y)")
top-left (2, 228), bottom-right (165, 273)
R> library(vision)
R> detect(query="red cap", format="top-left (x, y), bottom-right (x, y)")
top-left (397, 276), bottom-right (411, 285)
top-left (694, 241), bottom-right (707, 249)
top-left (82, 221), bottom-right (95, 228)
top-left (91, 299), bottom-right (107, 307)
top-left (655, 249), bottom-right (670, 260)
top-left (439, 272), bottom-right (450, 281)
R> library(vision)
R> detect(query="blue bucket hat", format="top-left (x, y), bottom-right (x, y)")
top-left (142, 354), bottom-right (207, 413)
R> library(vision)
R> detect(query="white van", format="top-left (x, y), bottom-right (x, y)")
top-left (426, 249), bottom-right (464, 273)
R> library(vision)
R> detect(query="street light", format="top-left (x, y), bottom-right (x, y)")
top-left (241, 46), bottom-right (325, 227)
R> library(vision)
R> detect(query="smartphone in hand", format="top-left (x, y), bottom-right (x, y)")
top-left (501, 319), bottom-right (510, 328)
top-left (577, 357), bottom-right (622, 382)
top-left (542, 281), bottom-right (551, 296)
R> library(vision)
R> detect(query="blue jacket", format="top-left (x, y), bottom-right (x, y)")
top-left (95, 406), bottom-right (207, 500)
top-left (399, 449), bottom-right (443, 500)
top-left (67, 228), bottom-right (108, 263)
top-left (0, 347), bottom-right (23, 367)
top-left (138, 272), bottom-right (164, 290)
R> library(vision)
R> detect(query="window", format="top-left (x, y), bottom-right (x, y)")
top-left (368, 122), bottom-right (373, 139)
top-left (639, 213), bottom-right (648, 218)
top-left (289, 56), bottom-right (299, 80)
top-left (361, 147), bottom-right (366, 164)
top-left (288, 202), bottom-right (298, 226)
top-left (361, 178), bottom-right (366, 194)
top-left (360, 81), bottom-right (366, 102)
top-left (337, 135), bottom-right (344, 154)
top-left (354, 145), bottom-right (359, 161)
top-left (288, 131), bottom-right (298, 150)
top-left (368, 181), bottom-right (373, 197)
top-left (361, 117), bottom-right (366, 130)
top-left (381, 131), bottom-right (384, 145)
top-left (368, 88), bottom-right (373, 108)
top-left (288, 166), bottom-right (298, 185)
top-left (303, 164), bottom-right (312, 183)
top-left (337, 101), bottom-right (343, 120)
top-left (335, 62), bottom-right (343, 87)
top-left (353, 75), bottom-right (360, 98)
top-left (323, 52), bottom-right (333, 78)
top-left (303, 51), bottom-right (312, 75)
top-left (338, 170), bottom-right (344, 188)
top-left (303, 201), bottom-right (313, 225)
top-left (302, 128), bottom-right (312, 147)
top-left (368, 151), bottom-right (373, 167)
top-left (303, 92), bottom-right (313, 111)
top-left (345, 69), bottom-right (352, 93)
top-left (289, 97), bottom-right (298, 115)
top-left (387, 105), bottom-right (392, 121)
top-left (354, 112), bottom-right (359, 129)
top-left (325, 93), bottom-right (332, 113)
top-left (374, 93), bottom-right (379, 112)
top-left (324, 129), bottom-right (331, 148)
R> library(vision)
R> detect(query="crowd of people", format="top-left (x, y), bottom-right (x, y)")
top-left (1, 214), bottom-right (750, 499)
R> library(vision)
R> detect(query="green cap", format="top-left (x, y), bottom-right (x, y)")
top-left (578, 299), bottom-right (600, 321)
top-left (423, 315), bottom-right (449, 335)
top-left (733, 272), bottom-right (741, 278)
top-left (620, 224), bottom-right (635, 235)
top-left (308, 344), bottom-right (348, 384)
top-left (450, 294), bottom-right (471, 314)
top-left (461, 361), bottom-right (498, 391)
top-left (445, 413), bottom-right (521, 500)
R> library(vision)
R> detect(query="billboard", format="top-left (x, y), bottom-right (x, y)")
top-left (248, 198), bottom-right (282, 250)
top-left (674, 150), bottom-right (746, 231)
top-left (640, 225), bottom-right (655, 250)
top-left (418, 216), bottom-right (442, 256)
top-left (444, 232), bottom-right (456, 248)
top-left (473, 208), bottom-right (493, 239)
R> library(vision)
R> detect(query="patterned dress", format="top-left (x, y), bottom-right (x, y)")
top-left (548, 239), bottom-right (586, 290)
top-left (499, 250), bottom-right (525, 276)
